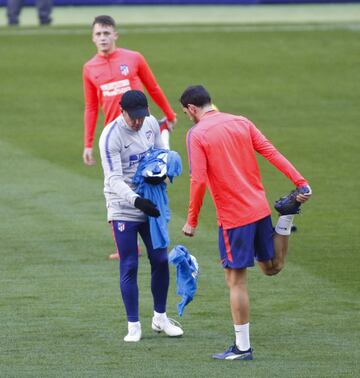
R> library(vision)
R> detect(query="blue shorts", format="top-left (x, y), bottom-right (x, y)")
top-left (218, 216), bottom-right (275, 269)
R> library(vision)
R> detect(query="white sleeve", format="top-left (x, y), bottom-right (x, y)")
top-left (109, 173), bottom-right (139, 206)
top-left (99, 128), bottom-right (139, 205)
top-left (150, 116), bottom-right (165, 149)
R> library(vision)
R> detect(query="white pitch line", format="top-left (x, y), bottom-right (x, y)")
top-left (0, 23), bottom-right (359, 37)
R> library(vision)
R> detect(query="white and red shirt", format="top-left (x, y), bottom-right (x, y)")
top-left (83, 48), bottom-right (176, 148)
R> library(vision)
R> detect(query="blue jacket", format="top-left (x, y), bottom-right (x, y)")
top-left (133, 148), bottom-right (182, 249)
top-left (168, 245), bottom-right (199, 316)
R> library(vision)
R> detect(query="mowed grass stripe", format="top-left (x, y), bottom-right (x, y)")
top-left (1, 4), bottom-right (360, 26)
top-left (1, 22), bottom-right (360, 37)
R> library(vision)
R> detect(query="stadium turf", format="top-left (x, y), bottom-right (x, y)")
top-left (0, 5), bottom-right (359, 377)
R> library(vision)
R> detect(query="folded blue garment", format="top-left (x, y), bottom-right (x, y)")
top-left (168, 245), bottom-right (199, 316)
top-left (133, 147), bottom-right (182, 249)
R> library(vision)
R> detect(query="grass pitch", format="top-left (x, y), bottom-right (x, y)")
top-left (0, 6), bottom-right (359, 378)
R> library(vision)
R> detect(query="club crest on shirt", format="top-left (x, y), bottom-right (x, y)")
top-left (120, 64), bottom-right (129, 76)
top-left (145, 130), bottom-right (153, 141)
top-left (118, 222), bottom-right (126, 232)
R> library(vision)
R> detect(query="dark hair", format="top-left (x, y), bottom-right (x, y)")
top-left (92, 15), bottom-right (116, 29)
top-left (180, 85), bottom-right (212, 108)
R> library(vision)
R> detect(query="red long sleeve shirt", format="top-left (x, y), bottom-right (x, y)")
top-left (186, 111), bottom-right (308, 229)
top-left (83, 48), bottom-right (176, 148)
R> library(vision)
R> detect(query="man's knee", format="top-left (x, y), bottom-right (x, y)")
top-left (149, 248), bottom-right (168, 265)
top-left (120, 259), bottom-right (138, 282)
top-left (259, 261), bottom-right (284, 276)
top-left (153, 258), bottom-right (169, 275)
top-left (225, 268), bottom-right (247, 287)
top-left (264, 267), bottom-right (282, 276)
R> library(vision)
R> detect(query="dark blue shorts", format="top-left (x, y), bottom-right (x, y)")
top-left (218, 216), bottom-right (275, 269)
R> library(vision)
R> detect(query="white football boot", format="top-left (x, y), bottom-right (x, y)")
top-left (151, 313), bottom-right (183, 337)
top-left (124, 321), bottom-right (142, 342)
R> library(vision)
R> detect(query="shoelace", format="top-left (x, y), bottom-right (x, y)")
top-left (227, 344), bottom-right (238, 353)
top-left (231, 345), bottom-right (253, 354)
top-left (166, 318), bottom-right (183, 329)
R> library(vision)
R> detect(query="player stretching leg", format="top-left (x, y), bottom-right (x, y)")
top-left (180, 85), bottom-right (311, 360)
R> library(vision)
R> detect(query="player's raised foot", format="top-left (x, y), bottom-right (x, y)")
top-left (109, 246), bottom-right (141, 260)
top-left (212, 344), bottom-right (253, 361)
top-left (108, 252), bottom-right (120, 260)
top-left (124, 322), bottom-right (142, 342)
top-left (151, 316), bottom-right (183, 337)
top-left (274, 185), bottom-right (311, 215)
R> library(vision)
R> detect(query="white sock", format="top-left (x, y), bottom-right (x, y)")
top-left (154, 311), bottom-right (166, 320)
top-left (234, 323), bottom-right (250, 351)
top-left (161, 129), bottom-right (170, 150)
top-left (275, 215), bottom-right (295, 236)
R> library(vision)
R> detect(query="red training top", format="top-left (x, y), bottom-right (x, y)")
top-left (83, 48), bottom-right (176, 148)
top-left (186, 111), bottom-right (308, 229)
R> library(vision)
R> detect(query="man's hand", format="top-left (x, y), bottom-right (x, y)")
top-left (167, 117), bottom-right (177, 132)
top-left (159, 117), bottom-right (177, 132)
top-left (182, 222), bottom-right (196, 237)
top-left (296, 185), bottom-right (312, 203)
top-left (134, 197), bottom-right (160, 217)
top-left (83, 147), bottom-right (96, 166)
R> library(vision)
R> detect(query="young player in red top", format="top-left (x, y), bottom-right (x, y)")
top-left (180, 85), bottom-right (311, 361)
top-left (83, 15), bottom-right (176, 166)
